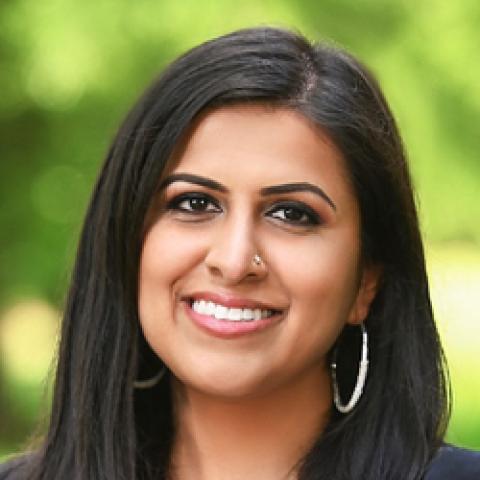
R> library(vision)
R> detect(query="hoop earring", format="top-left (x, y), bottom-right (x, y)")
top-left (134, 365), bottom-right (167, 389)
top-left (331, 323), bottom-right (369, 413)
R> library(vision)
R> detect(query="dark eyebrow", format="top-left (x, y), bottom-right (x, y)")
top-left (159, 173), bottom-right (336, 211)
top-left (159, 173), bottom-right (228, 193)
top-left (260, 183), bottom-right (336, 211)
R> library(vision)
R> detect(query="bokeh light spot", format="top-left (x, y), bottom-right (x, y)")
top-left (0, 299), bottom-right (59, 385)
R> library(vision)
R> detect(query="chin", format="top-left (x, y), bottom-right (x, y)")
top-left (174, 366), bottom-right (274, 400)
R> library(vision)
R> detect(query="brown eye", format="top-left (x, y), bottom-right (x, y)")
top-left (267, 202), bottom-right (321, 226)
top-left (180, 197), bottom-right (210, 211)
top-left (167, 193), bottom-right (221, 214)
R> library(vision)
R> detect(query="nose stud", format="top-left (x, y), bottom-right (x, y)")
top-left (253, 254), bottom-right (263, 266)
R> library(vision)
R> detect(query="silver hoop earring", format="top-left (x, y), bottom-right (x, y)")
top-left (331, 323), bottom-right (369, 413)
top-left (134, 365), bottom-right (167, 389)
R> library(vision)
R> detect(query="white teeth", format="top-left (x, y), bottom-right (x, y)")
top-left (227, 308), bottom-right (242, 321)
top-left (191, 300), bottom-right (276, 322)
top-left (206, 301), bottom-right (216, 315)
top-left (197, 299), bottom-right (207, 314)
top-left (214, 304), bottom-right (228, 319)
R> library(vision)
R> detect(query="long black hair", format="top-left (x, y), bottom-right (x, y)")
top-left (13, 27), bottom-right (449, 479)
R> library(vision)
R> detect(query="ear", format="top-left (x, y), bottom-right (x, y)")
top-left (347, 264), bottom-right (382, 325)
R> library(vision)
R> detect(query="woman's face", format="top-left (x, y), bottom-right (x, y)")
top-left (138, 105), bottom-right (378, 398)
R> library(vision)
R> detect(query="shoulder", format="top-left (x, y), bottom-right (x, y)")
top-left (425, 444), bottom-right (480, 479)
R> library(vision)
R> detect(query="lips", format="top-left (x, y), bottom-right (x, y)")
top-left (180, 291), bottom-right (287, 338)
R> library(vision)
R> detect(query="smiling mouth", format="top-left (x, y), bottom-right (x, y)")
top-left (186, 298), bottom-right (282, 322)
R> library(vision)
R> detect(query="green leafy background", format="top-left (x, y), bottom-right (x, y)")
top-left (1, 0), bottom-right (479, 458)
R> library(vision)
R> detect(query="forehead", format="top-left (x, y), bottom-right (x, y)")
top-left (168, 105), bottom-right (355, 206)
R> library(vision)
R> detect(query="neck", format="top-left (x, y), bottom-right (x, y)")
top-left (169, 366), bottom-right (332, 480)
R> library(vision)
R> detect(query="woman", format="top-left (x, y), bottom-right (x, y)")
top-left (1, 27), bottom-right (479, 480)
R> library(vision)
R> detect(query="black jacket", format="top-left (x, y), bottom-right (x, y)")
top-left (425, 445), bottom-right (480, 479)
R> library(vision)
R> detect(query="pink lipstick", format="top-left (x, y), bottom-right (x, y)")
top-left (182, 293), bottom-right (285, 338)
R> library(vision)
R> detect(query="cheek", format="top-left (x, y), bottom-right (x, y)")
top-left (137, 222), bottom-right (205, 344)
top-left (265, 230), bottom-right (361, 356)
top-left (139, 221), bottom-right (205, 288)
top-left (269, 230), bottom-right (361, 306)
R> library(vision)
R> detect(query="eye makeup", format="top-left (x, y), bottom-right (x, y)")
top-left (159, 173), bottom-right (336, 212)
top-left (166, 192), bottom-right (221, 215)
top-left (265, 200), bottom-right (322, 226)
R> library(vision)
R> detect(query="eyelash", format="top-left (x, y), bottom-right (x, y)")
top-left (166, 193), bottom-right (222, 215)
top-left (165, 192), bottom-right (321, 227)
top-left (266, 201), bottom-right (321, 226)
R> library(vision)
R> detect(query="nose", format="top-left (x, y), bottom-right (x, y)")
top-left (204, 213), bottom-right (267, 285)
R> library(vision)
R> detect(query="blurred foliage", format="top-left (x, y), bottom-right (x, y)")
top-left (1, 0), bottom-right (479, 459)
